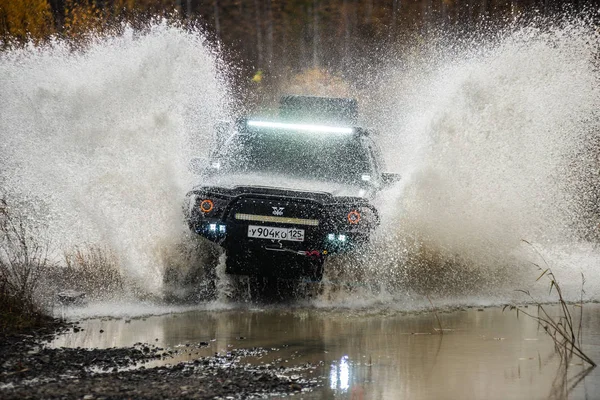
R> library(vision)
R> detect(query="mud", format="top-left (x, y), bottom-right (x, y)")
top-left (0, 321), bottom-right (316, 399)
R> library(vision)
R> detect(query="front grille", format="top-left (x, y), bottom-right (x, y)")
top-left (234, 213), bottom-right (319, 226)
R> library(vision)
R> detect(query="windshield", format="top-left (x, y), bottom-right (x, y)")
top-left (214, 130), bottom-right (373, 184)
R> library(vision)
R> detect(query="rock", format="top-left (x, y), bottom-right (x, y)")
top-left (290, 383), bottom-right (302, 391)
top-left (56, 290), bottom-right (87, 306)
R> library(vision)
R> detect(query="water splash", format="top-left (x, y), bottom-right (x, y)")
top-left (359, 15), bottom-right (600, 305)
top-left (0, 21), bottom-right (229, 293)
top-left (2, 15), bottom-right (599, 312)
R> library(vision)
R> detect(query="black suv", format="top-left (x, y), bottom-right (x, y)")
top-left (185, 96), bottom-right (398, 282)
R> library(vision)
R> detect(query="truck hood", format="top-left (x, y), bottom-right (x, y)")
top-left (197, 173), bottom-right (372, 199)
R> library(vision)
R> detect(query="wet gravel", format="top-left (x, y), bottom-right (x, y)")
top-left (1, 321), bottom-right (317, 399)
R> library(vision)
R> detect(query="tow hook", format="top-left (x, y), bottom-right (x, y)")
top-left (263, 246), bottom-right (326, 260)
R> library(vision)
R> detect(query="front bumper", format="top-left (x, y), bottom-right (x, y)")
top-left (186, 187), bottom-right (378, 258)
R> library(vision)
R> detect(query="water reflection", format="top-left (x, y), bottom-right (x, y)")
top-left (51, 305), bottom-right (600, 399)
top-left (330, 355), bottom-right (351, 391)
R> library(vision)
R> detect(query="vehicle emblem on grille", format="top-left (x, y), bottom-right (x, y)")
top-left (272, 207), bottom-right (285, 216)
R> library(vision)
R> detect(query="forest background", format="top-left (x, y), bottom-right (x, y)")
top-left (1, 0), bottom-right (597, 103)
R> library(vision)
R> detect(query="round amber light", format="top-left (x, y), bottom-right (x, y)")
top-left (347, 210), bottom-right (361, 224)
top-left (200, 199), bottom-right (214, 213)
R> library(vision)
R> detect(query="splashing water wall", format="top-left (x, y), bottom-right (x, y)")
top-left (1, 16), bottom-right (599, 309)
top-left (0, 23), bottom-right (228, 293)
top-left (362, 17), bottom-right (600, 305)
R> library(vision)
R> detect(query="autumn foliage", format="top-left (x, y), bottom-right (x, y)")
top-left (0, 1), bottom-right (592, 89)
top-left (0, 0), bottom-right (54, 43)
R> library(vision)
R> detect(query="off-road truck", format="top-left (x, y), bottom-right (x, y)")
top-left (185, 96), bottom-right (398, 284)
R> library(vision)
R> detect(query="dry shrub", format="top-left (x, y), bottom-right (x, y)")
top-left (53, 245), bottom-right (124, 302)
top-left (0, 198), bottom-right (53, 331)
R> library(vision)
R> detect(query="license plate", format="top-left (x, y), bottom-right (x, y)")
top-left (247, 225), bottom-right (305, 242)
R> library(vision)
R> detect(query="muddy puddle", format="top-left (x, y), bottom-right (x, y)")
top-left (51, 304), bottom-right (600, 399)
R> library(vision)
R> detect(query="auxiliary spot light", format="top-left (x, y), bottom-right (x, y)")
top-left (347, 210), bottom-right (361, 224)
top-left (200, 199), bottom-right (214, 213)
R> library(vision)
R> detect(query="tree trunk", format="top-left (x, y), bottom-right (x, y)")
top-left (254, 0), bottom-right (263, 68)
top-left (365, 0), bottom-right (373, 24)
top-left (281, 11), bottom-right (288, 70)
top-left (422, 0), bottom-right (431, 30)
top-left (391, 0), bottom-right (399, 40)
top-left (468, 0), bottom-right (474, 26)
top-left (343, 0), bottom-right (350, 62)
top-left (266, 0), bottom-right (273, 68)
top-left (213, 0), bottom-right (220, 40)
top-left (313, 0), bottom-right (319, 68)
top-left (441, 0), bottom-right (447, 24)
top-left (480, 0), bottom-right (488, 16)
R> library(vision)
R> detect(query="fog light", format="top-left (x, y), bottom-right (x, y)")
top-left (209, 224), bottom-right (217, 231)
top-left (338, 234), bottom-right (346, 242)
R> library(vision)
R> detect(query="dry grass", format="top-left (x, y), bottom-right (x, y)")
top-left (0, 196), bottom-right (133, 329)
top-left (49, 245), bottom-right (125, 302)
top-left (504, 240), bottom-right (596, 367)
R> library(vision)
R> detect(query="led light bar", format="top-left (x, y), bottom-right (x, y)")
top-left (247, 120), bottom-right (354, 134)
top-left (235, 213), bottom-right (319, 226)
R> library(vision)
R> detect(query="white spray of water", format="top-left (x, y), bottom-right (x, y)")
top-left (0, 22), bottom-right (228, 293)
top-left (312, 17), bottom-right (600, 310)
top-left (1, 17), bottom-right (598, 313)
top-left (363, 17), bottom-right (600, 305)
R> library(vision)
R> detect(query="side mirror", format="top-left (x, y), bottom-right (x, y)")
top-left (189, 157), bottom-right (208, 174)
top-left (381, 172), bottom-right (401, 187)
